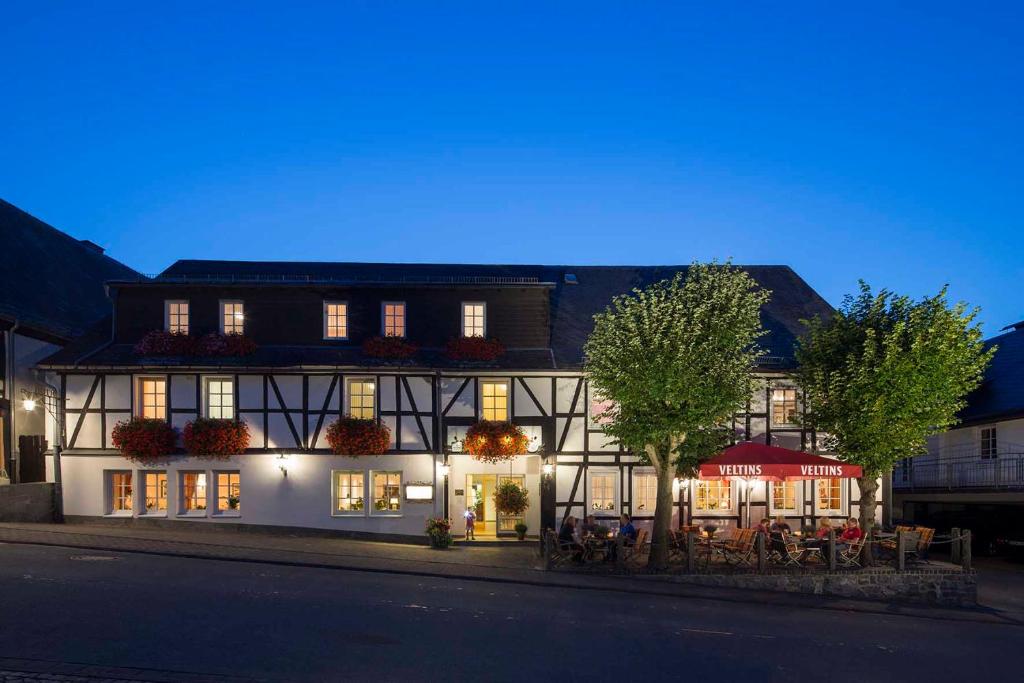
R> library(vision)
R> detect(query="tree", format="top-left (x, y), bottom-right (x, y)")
top-left (584, 262), bottom-right (769, 569)
top-left (795, 283), bottom-right (993, 562)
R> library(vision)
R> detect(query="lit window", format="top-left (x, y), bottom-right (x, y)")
top-left (347, 378), bottom-right (376, 420)
top-left (480, 381), bottom-right (508, 421)
top-left (221, 300), bottom-right (244, 335)
top-left (462, 302), bottom-right (486, 338)
top-left (771, 481), bottom-right (798, 511)
top-left (137, 377), bottom-right (166, 420)
top-left (334, 471), bottom-right (365, 514)
top-left (165, 300), bottom-right (189, 334)
top-left (695, 481), bottom-right (732, 511)
top-left (372, 471), bottom-right (402, 513)
top-left (143, 472), bottom-right (167, 513)
top-left (634, 473), bottom-right (658, 512)
top-left (589, 393), bottom-right (615, 426)
top-left (204, 377), bottom-right (234, 419)
top-left (771, 387), bottom-right (799, 426)
top-left (181, 472), bottom-right (208, 512)
top-left (216, 472), bottom-right (240, 513)
top-left (324, 301), bottom-right (349, 339)
top-left (590, 473), bottom-right (616, 511)
top-left (382, 302), bottom-right (406, 338)
top-left (110, 472), bottom-right (133, 514)
top-left (817, 479), bottom-right (842, 512)
top-left (980, 426), bottom-right (998, 459)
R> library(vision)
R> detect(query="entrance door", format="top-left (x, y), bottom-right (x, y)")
top-left (466, 474), bottom-right (526, 537)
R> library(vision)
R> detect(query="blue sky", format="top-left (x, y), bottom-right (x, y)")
top-left (2, 2), bottom-right (1021, 336)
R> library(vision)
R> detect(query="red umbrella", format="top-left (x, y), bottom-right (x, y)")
top-left (698, 442), bottom-right (863, 481)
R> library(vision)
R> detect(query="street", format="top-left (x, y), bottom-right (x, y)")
top-left (0, 543), bottom-right (1020, 682)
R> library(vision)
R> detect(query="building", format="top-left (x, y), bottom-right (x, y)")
top-left (38, 260), bottom-right (881, 541)
top-left (0, 199), bottom-right (139, 485)
top-left (893, 321), bottom-right (1024, 551)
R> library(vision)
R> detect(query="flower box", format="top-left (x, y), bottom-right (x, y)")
top-left (362, 336), bottom-right (418, 361)
top-left (464, 421), bottom-right (529, 463)
top-left (326, 417), bottom-right (391, 455)
top-left (182, 418), bottom-right (250, 458)
top-left (111, 418), bottom-right (178, 462)
top-left (444, 336), bottom-right (506, 362)
top-left (134, 331), bottom-right (256, 357)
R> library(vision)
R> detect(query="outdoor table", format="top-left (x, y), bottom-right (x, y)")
top-left (583, 536), bottom-right (612, 562)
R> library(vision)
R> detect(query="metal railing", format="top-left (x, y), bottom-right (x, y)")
top-left (893, 443), bottom-right (1024, 490)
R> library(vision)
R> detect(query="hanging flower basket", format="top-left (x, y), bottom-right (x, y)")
top-left (464, 421), bottom-right (529, 464)
top-left (111, 418), bottom-right (178, 463)
top-left (182, 418), bottom-right (250, 458)
top-left (444, 336), bottom-right (506, 362)
top-left (362, 336), bottom-right (418, 360)
top-left (134, 331), bottom-right (256, 357)
top-left (494, 480), bottom-right (529, 516)
top-left (326, 417), bottom-right (391, 455)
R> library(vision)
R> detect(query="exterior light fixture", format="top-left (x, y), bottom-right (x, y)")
top-left (542, 463), bottom-right (554, 476)
top-left (22, 398), bottom-right (36, 412)
top-left (438, 462), bottom-right (451, 478)
top-left (277, 454), bottom-right (290, 478)
top-left (449, 436), bottom-right (464, 453)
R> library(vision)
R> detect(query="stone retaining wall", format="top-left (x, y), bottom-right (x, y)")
top-left (665, 567), bottom-right (977, 607)
top-left (0, 483), bottom-right (57, 523)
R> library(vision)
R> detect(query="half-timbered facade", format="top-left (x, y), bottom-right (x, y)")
top-left (39, 261), bottom-right (881, 541)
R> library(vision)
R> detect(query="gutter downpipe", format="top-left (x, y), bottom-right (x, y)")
top-left (4, 319), bottom-right (18, 483)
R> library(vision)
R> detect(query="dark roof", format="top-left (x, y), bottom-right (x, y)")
top-left (958, 323), bottom-right (1024, 425)
top-left (43, 260), bottom-right (834, 371)
top-left (0, 199), bottom-right (141, 339)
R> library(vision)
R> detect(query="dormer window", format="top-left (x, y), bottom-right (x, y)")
top-left (165, 300), bottom-right (189, 334)
top-left (324, 301), bottom-right (348, 340)
top-left (462, 302), bottom-right (486, 338)
top-left (382, 302), bottom-right (406, 338)
top-left (220, 300), bottom-right (244, 335)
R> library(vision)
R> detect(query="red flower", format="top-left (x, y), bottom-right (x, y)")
top-left (464, 421), bottom-right (529, 464)
top-left (183, 418), bottom-right (250, 458)
top-left (133, 330), bottom-right (256, 357)
top-left (326, 417), bottom-right (391, 455)
top-left (362, 336), bottom-right (418, 360)
top-left (111, 418), bottom-right (178, 463)
top-left (444, 336), bottom-right (506, 362)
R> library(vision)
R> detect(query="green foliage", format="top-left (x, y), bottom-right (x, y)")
top-left (795, 282), bottom-right (994, 476)
top-left (493, 480), bottom-right (529, 516)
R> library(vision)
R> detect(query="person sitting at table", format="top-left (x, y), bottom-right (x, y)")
top-left (579, 515), bottom-right (598, 539)
top-left (618, 513), bottom-right (638, 544)
top-left (815, 517), bottom-right (834, 540)
top-left (558, 516), bottom-right (584, 562)
top-left (755, 517), bottom-right (771, 536)
top-left (835, 517), bottom-right (863, 554)
top-left (770, 515), bottom-right (792, 534)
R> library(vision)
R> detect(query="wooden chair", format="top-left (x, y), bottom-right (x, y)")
top-left (622, 528), bottom-right (650, 567)
top-left (773, 531), bottom-right (805, 568)
top-left (721, 528), bottom-right (756, 567)
top-left (544, 530), bottom-right (577, 569)
top-left (837, 535), bottom-right (866, 568)
top-left (880, 525), bottom-right (915, 551)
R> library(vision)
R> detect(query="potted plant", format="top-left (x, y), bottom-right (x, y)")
top-left (514, 522), bottom-right (529, 541)
top-left (494, 480), bottom-right (529, 519)
top-left (183, 418), bottom-right (250, 458)
top-left (133, 331), bottom-right (256, 357)
top-left (325, 417), bottom-right (391, 455)
top-left (425, 517), bottom-right (453, 549)
top-left (111, 418), bottom-right (177, 463)
top-left (227, 496), bottom-right (240, 511)
top-left (362, 336), bottom-right (418, 360)
top-left (464, 421), bottom-right (529, 464)
top-left (444, 336), bottom-right (506, 362)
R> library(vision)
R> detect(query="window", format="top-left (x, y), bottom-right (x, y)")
top-left (143, 472), bottom-right (167, 513)
top-left (634, 473), bottom-right (658, 513)
top-left (220, 300), bottom-right (244, 335)
top-left (137, 377), bottom-right (166, 420)
top-left (204, 377), bottom-right (234, 419)
top-left (382, 302), bottom-right (406, 338)
top-left (817, 479), bottom-right (842, 512)
top-left (372, 471), bottom-right (402, 513)
top-left (461, 302), bottom-right (486, 337)
top-left (694, 481), bottom-right (732, 512)
top-left (771, 481), bottom-right (798, 512)
top-left (333, 471), bottom-right (365, 514)
top-left (346, 378), bottom-right (376, 419)
top-left (589, 393), bottom-right (615, 426)
top-left (590, 473), bottom-right (616, 512)
top-left (110, 472), bottom-right (133, 514)
top-left (216, 472), bottom-right (240, 513)
top-left (324, 301), bottom-right (349, 339)
top-left (480, 380), bottom-right (508, 421)
top-left (980, 426), bottom-right (998, 459)
top-left (771, 387), bottom-right (799, 426)
top-left (180, 472), bottom-right (208, 513)
top-left (165, 300), bottom-right (189, 334)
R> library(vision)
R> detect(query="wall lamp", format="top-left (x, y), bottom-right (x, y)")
top-left (277, 454), bottom-right (290, 478)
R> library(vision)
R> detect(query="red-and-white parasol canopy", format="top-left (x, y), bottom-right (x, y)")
top-left (698, 442), bottom-right (863, 482)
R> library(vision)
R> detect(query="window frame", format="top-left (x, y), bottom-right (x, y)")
top-left (633, 471), bottom-right (658, 515)
top-left (135, 376), bottom-right (168, 420)
top-left (769, 480), bottom-right (800, 515)
top-left (479, 379), bottom-right (510, 422)
top-left (214, 470), bottom-right (241, 516)
top-left (141, 470), bottom-right (168, 516)
top-left (219, 299), bottom-right (245, 335)
top-left (178, 471), bottom-right (209, 516)
top-left (460, 301), bottom-right (487, 338)
top-left (370, 470), bottom-right (403, 516)
top-left (345, 377), bottom-right (377, 420)
top-left (202, 376), bottom-right (235, 420)
top-left (331, 470), bottom-right (367, 516)
top-left (588, 469), bottom-right (618, 515)
top-left (323, 300), bottom-right (349, 340)
top-left (816, 478), bottom-right (844, 513)
top-left (381, 301), bottom-right (407, 338)
top-left (107, 470), bottom-right (134, 516)
top-left (164, 299), bottom-right (190, 334)
top-left (693, 480), bottom-right (734, 514)
top-left (980, 426), bottom-right (998, 460)
top-left (771, 387), bottom-right (800, 427)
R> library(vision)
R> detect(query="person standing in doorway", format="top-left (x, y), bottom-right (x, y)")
top-left (464, 508), bottom-right (476, 540)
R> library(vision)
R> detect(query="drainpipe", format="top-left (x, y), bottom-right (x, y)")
top-left (5, 319), bottom-right (19, 483)
top-left (38, 373), bottom-right (64, 521)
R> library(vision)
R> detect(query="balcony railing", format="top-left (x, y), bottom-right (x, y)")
top-left (893, 443), bottom-right (1024, 491)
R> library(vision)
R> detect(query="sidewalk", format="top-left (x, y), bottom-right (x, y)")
top-left (1, 522), bottom-right (1020, 626)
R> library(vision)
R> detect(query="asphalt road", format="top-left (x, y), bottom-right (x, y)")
top-left (0, 543), bottom-right (1019, 682)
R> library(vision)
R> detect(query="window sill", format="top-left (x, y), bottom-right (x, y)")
top-left (332, 511), bottom-right (368, 517)
top-left (105, 512), bottom-right (133, 518)
top-left (178, 511), bottom-right (208, 518)
top-left (370, 512), bottom-right (403, 518)
top-left (213, 511), bottom-right (241, 518)
top-left (141, 511), bottom-right (168, 518)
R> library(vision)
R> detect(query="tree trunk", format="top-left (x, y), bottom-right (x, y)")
top-left (857, 474), bottom-right (878, 566)
top-left (647, 459), bottom-right (675, 571)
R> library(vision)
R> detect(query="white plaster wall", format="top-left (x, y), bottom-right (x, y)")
top-left (440, 378), bottom-right (474, 417)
